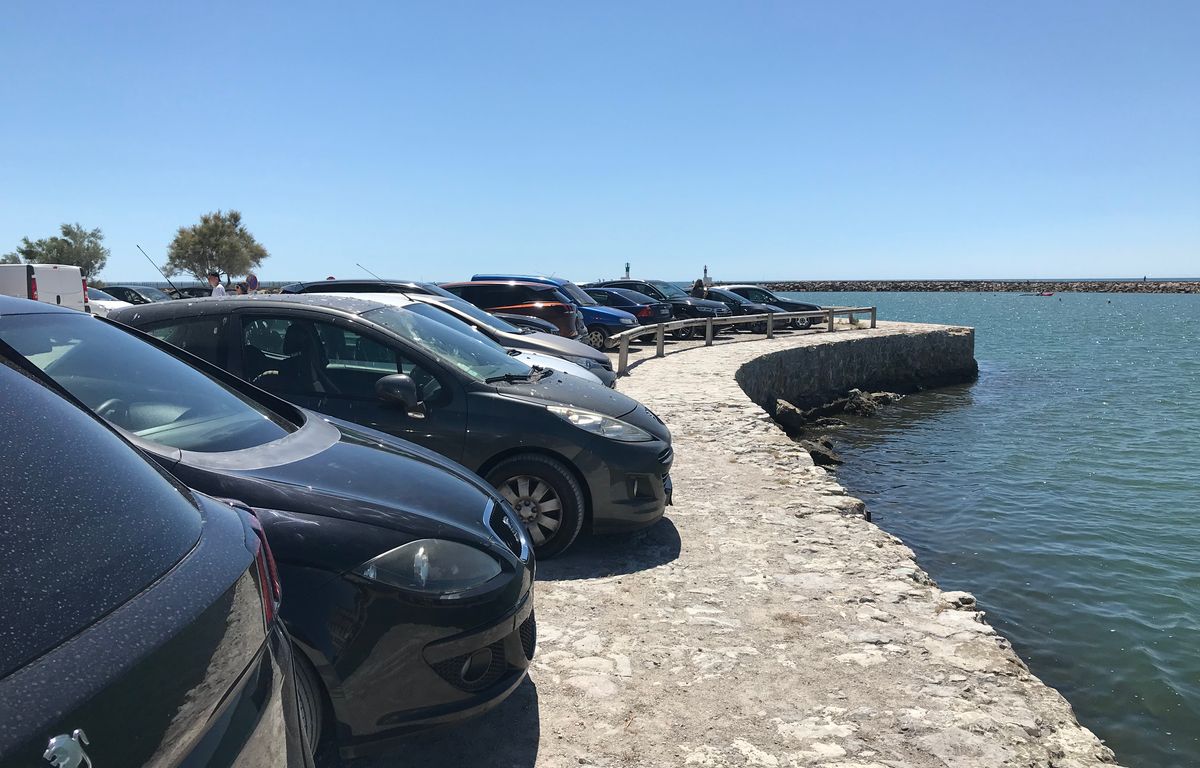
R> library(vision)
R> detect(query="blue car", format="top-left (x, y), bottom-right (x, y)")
top-left (472, 274), bottom-right (639, 350)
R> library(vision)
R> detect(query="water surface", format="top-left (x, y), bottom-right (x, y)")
top-left (780, 291), bottom-right (1200, 768)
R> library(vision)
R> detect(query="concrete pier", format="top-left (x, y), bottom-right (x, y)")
top-left (362, 322), bottom-right (1121, 768)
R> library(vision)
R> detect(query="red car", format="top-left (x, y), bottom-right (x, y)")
top-left (441, 280), bottom-right (586, 339)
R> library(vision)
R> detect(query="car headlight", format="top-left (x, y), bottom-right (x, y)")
top-left (619, 316), bottom-right (637, 325)
top-left (563, 354), bottom-right (601, 370)
top-left (547, 405), bottom-right (654, 442)
top-left (353, 539), bottom-right (502, 595)
top-left (694, 306), bottom-right (715, 314)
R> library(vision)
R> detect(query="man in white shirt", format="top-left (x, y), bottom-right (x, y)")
top-left (208, 271), bottom-right (226, 297)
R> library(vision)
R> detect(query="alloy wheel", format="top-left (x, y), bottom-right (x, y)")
top-left (498, 475), bottom-right (563, 546)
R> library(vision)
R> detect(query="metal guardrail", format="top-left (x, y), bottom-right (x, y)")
top-left (610, 306), bottom-right (877, 376)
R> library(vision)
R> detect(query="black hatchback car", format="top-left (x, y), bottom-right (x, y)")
top-left (0, 355), bottom-right (310, 767)
top-left (0, 297), bottom-right (535, 761)
top-left (109, 294), bottom-right (674, 558)
top-left (586, 279), bottom-right (731, 340)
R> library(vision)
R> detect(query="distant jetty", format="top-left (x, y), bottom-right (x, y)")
top-left (758, 280), bottom-right (1198, 294)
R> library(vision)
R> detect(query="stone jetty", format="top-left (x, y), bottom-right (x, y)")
top-left (757, 279), bottom-right (1197, 294)
top-left (359, 322), bottom-right (1122, 768)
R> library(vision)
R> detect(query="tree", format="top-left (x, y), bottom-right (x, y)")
top-left (163, 210), bottom-right (269, 283)
top-left (3, 223), bottom-right (109, 278)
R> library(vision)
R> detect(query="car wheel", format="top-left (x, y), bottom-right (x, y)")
top-left (293, 649), bottom-right (328, 759)
top-left (672, 324), bottom-right (696, 340)
top-left (752, 321), bottom-right (768, 334)
top-left (584, 326), bottom-right (610, 350)
top-left (487, 454), bottom-right (585, 558)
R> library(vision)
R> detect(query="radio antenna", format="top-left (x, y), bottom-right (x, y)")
top-left (357, 262), bottom-right (384, 280)
top-left (136, 244), bottom-right (181, 295)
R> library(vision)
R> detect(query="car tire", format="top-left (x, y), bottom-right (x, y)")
top-left (293, 649), bottom-right (328, 759)
top-left (487, 454), bottom-right (585, 558)
top-left (672, 324), bottom-right (696, 340)
top-left (751, 321), bottom-right (768, 334)
top-left (584, 326), bottom-right (611, 350)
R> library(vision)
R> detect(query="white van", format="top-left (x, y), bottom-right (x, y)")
top-left (0, 263), bottom-right (91, 313)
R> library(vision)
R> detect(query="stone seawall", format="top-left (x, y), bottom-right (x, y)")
top-left (736, 325), bottom-right (979, 411)
top-left (756, 279), bottom-right (1198, 294)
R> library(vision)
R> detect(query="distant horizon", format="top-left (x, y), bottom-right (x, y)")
top-left (100, 275), bottom-right (1200, 287)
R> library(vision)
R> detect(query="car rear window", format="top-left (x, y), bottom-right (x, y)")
top-left (0, 364), bottom-right (203, 678)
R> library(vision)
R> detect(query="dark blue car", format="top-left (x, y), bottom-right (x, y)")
top-left (472, 274), bottom-right (639, 350)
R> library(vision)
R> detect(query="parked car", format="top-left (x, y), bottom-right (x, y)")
top-left (494, 312), bottom-right (559, 334)
top-left (85, 287), bottom-right (133, 317)
top-left (720, 284), bottom-right (823, 328)
top-left (472, 274), bottom-right (639, 350)
top-left (108, 294), bottom-right (674, 558)
top-left (0, 263), bottom-right (89, 313)
top-left (324, 293), bottom-right (608, 387)
top-left (441, 280), bottom-right (586, 339)
top-left (585, 279), bottom-right (731, 340)
top-left (583, 286), bottom-right (673, 338)
top-left (0, 348), bottom-right (311, 767)
top-left (702, 287), bottom-right (788, 333)
top-left (281, 279), bottom-right (457, 298)
top-left (0, 296), bottom-right (536, 760)
top-left (101, 284), bottom-right (176, 305)
top-left (384, 292), bottom-right (617, 387)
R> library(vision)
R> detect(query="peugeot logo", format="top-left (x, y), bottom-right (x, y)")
top-left (43, 729), bottom-right (92, 768)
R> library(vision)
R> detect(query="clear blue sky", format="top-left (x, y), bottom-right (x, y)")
top-left (3, 2), bottom-right (1197, 282)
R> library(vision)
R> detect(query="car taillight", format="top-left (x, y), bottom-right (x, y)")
top-left (247, 513), bottom-right (282, 626)
top-left (30, 276), bottom-right (38, 301)
top-left (636, 306), bottom-right (652, 318)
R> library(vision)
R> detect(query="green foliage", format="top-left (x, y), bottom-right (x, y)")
top-left (3, 223), bottom-right (109, 278)
top-left (163, 210), bottom-right (268, 282)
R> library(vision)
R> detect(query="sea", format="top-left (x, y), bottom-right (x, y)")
top-left (776, 291), bottom-right (1200, 768)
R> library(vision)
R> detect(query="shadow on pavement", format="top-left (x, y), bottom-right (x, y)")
top-left (344, 677), bottom-right (540, 768)
top-left (536, 516), bottom-right (681, 581)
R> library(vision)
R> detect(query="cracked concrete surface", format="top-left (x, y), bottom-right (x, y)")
top-left (354, 322), bottom-right (1121, 768)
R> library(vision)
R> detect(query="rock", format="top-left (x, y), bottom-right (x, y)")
top-left (774, 398), bottom-right (807, 434)
top-left (870, 391), bottom-right (904, 404)
top-left (811, 416), bottom-right (848, 428)
top-left (800, 439), bottom-right (842, 466)
top-left (843, 389), bottom-right (880, 417)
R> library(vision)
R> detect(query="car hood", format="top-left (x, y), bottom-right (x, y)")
top-left (196, 415), bottom-right (505, 542)
top-left (518, 350), bottom-right (601, 384)
top-left (672, 296), bottom-right (729, 310)
top-left (492, 375), bottom-right (671, 442)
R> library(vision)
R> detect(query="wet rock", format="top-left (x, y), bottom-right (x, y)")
top-left (871, 391), bottom-right (904, 404)
top-left (800, 437), bottom-right (842, 466)
top-left (844, 389), bottom-right (881, 417)
top-left (811, 416), bottom-right (848, 428)
top-left (774, 398), bottom-right (807, 434)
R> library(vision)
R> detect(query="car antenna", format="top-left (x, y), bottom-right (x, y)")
top-left (136, 244), bottom-right (182, 295)
top-left (357, 263), bottom-right (384, 280)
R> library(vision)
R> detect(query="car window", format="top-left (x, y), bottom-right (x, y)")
top-left (139, 287), bottom-right (173, 302)
top-left (361, 306), bottom-right (532, 383)
top-left (558, 281), bottom-right (597, 306)
top-left (430, 297), bottom-right (523, 334)
top-left (743, 288), bottom-right (772, 302)
top-left (87, 287), bottom-right (117, 301)
top-left (0, 313), bottom-right (297, 453)
top-left (587, 290), bottom-right (610, 305)
top-left (144, 316), bottom-right (228, 366)
top-left (649, 280), bottom-right (688, 298)
top-left (0, 364), bottom-right (202, 679)
top-left (315, 320), bottom-right (446, 402)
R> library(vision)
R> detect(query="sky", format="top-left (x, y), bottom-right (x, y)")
top-left (2, 2), bottom-right (1197, 283)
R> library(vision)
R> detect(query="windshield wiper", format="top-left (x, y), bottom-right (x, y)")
top-left (507, 348), bottom-right (522, 356)
top-left (485, 371), bottom-right (533, 384)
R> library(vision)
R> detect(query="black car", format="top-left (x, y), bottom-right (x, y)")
top-left (0, 297), bottom-right (535, 760)
top-left (702, 287), bottom-right (788, 333)
top-left (101, 284), bottom-right (175, 304)
top-left (109, 294), bottom-right (674, 558)
top-left (720, 284), bottom-right (823, 328)
top-left (584, 286), bottom-right (673, 338)
top-left (281, 279), bottom-right (457, 298)
top-left (585, 279), bottom-right (731, 340)
top-left (0, 352), bottom-right (310, 767)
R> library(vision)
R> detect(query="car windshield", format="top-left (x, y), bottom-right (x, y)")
top-left (0, 313), bottom-right (298, 452)
top-left (744, 287), bottom-right (779, 302)
top-left (649, 280), bottom-right (688, 298)
top-left (558, 281), bottom-right (598, 306)
top-left (429, 297), bottom-right (525, 334)
top-left (87, 287), bottom-right (117, 301)
top-left (361, 306), bottom-right (533, 383)
top-left (400, 303), bottom-right (514, 354)
top-left (136, 286), bottom-right (173, 301)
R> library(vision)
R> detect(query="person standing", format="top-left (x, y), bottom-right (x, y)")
top-left (690, 278), bottom-right (707, 298)
top-left (208, 271), bottom-right (226, 297)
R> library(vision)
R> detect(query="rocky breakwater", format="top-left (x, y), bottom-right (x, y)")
top-left (759, 279), bottom-right (1199, 294)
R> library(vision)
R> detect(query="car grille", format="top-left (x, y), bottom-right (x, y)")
top-left (519, 612), bottom-right (536, 660)
top-left (430, 640), bottom-right (510, 692)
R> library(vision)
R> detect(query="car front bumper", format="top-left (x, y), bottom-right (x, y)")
top-left (576, 439), bottom-right (674, 533)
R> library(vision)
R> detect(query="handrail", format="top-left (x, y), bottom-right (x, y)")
top-left (611, 306), bottom-right (877, 376)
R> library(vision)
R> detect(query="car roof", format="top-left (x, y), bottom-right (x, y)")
top-left (719, 284), bottom-right (770, 291)
top-left (282, 279), bottom-right (442, 292)
top-left (471, 274), bottom-right (571, 286)
top-left (586, 286), bottom-right (654, 302)
top-left (0, 295), bottom-right (80, 316)
top-left (108, 292), bottom-right (396, 320)
top-left (442, 279), bottom-right (561, 289)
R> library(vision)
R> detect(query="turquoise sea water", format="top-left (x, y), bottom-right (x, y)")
top-left (780, 291), bottom-right (1200, 768)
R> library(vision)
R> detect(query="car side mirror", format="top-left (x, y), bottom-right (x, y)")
top-left (375, 374), bottom-right (425, 416)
